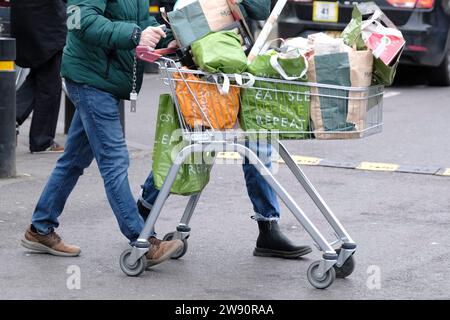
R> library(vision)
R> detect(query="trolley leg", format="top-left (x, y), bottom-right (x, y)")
top-left (276, 140), bottom-right (356, 250)
top-left (126, 144), bottom-right (202, 265)
top-left (228, 143), bottom-right (337, 260)
top-left (173, 192), bottom-right (202, 241)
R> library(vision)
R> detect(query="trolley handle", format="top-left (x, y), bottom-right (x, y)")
top-left (136, 46), bottom-right (178, 63)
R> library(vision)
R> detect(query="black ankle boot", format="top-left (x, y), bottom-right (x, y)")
top-left (254, 220), bottom-right (312, 259)
top-left (137, 199), bottom-right (151, 221)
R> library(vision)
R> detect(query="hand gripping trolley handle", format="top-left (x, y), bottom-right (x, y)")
top-left (119, 46), bottom-right (384, 289)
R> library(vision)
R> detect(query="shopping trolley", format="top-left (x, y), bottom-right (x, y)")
top-left (119, 46), bottom-right (384, 289)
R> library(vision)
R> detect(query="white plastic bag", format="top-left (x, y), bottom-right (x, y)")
top-left (307, 32), bottom-right (350, 55)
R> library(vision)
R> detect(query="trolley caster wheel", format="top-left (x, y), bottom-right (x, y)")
top-left (334, 248), bottom-right (355, 279)
top-left (307, 260), bottom-right (336, 289)
top-left (119, 249), bottom-right (146, 277)
top-left (163, 232), bottom-right (188, 259)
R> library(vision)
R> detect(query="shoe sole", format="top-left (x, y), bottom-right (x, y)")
top-left (253, 246), bottom-right (313, 259)
top-left (21, 239), bottom-right (80, 257)
top-left (146, 241), bottom-right (183, 268)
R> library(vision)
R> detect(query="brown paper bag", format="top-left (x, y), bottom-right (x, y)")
top-left (347, 49), bottom-right (373, 137)
top-left (200, 0), bottom-right (234, 30)
top-left (308, 49), bottom-right (373, 139)
top-left (307, 56), bottom-right (325, 137)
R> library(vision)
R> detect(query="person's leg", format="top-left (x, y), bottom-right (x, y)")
top-left (22, 82), bottom-right (94, 256)
top-left (72, 82), bottom-right (181, 262)
top-left (29, 51), bottom-right (63, 152)
top-left (24, 80), bottom-right (181, 262)
top-left (242, 141), bottom-right (280, 221)
top-left (137, 171), bottom-right (162, 221)
top-left (242, 141), bottom-right (312, 259)
top-left (31, 110), bottom-right (94, 235)
top-left (66, 82), bottom-right (143, 242)
top-left (16, 71), bottom-right (36, 126)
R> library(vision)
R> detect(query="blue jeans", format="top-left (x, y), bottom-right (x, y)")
top-left (140, 141), bottom-right (280, 221)
top-left (31, 79), bottom-right (144, 242)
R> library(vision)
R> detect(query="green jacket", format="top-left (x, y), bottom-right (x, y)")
top-left (240, 0), bottom-right (271, 21)
top-left (61, 0), bottom-right (270, 100)
top-left (61, 0), bottom-right (172, 100)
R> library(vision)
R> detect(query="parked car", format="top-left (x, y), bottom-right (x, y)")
top-left (277, 0), bottom-right (450, 86)
top-left (0, 0), bottom-right (10, 37)
top-left (150, 0), bottom-right (176, 23)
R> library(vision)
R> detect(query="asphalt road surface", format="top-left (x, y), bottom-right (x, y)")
top-left (1, 68), bottom-right (449, 299)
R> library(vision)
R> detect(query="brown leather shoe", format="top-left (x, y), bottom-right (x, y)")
top-left (21, 225), bottom-right (81, 257)
top-left (146, 237), bottom-right (183, 267)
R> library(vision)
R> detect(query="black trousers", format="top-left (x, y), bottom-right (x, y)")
top-left (16, 51), bottom-right (62, 152)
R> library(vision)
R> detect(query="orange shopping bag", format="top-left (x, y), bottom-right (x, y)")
top-left (174, 72), bottom-right (240, 129)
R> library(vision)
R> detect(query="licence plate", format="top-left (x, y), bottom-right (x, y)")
top-left (312, 1), bottom-right (339, 23)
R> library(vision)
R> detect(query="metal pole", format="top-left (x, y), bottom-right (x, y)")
top-left (0, 37), bottom-right (16, 178)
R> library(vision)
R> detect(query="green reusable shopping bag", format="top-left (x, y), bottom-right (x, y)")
top-left (168, 1), bottom-right (209, 48)
top-left (152, 94), bottom-right (211, 196)
top-left (191, 31), bottom-right (248, 74)
top-left (239, 51), bottom-right (311, 139)
top-left (314, 52), bottom-right (354, 132)
top-left (167, 0), bottom-right (234, 48)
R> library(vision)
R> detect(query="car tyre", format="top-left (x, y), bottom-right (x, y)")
top-left (428, 53), bottom-right (450, 86)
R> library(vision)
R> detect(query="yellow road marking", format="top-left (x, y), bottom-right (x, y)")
top-left (198, 152), bottom-right (448, 177)
top-left (0, 61), bottom-right (14, 71)
top-left (216, 152), bottom-right (242, 160)
top-left (357, 162), bottom-right (399, 172)
top-left (278, 156), bottom-right (321, 166)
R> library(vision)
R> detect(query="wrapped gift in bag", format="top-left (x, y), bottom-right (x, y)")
top-left (167, 0), bottom-right (234, 48)
top-left (240, 45), bottom-right (311, 139)
top-left (175, 71), bottom-right (240, 129)
top-left (191, 30), bottom-right (248, 74)
top-left (152, 94), bottom-right (211, 196)
top-left (341, 3), bottom-right (404, 86)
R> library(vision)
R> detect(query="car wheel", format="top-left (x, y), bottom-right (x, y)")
top-left (428, 53), bottom-right (450, 86)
